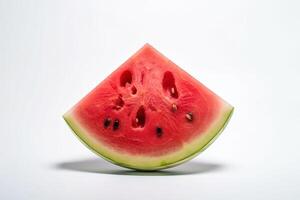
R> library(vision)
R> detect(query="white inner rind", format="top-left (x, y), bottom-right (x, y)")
top-left (63, 102), bottom-right (233, 171)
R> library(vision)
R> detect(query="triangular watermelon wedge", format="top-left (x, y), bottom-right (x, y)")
top-left (63, 44), bottom-right (233, 170)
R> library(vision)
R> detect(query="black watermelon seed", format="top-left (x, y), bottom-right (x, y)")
top-left (113, 119), bottom-right (120, 130)
top-left (156, 127), bottom-right (163, 137)
top-left (171, 103), bottom-right (178, 112)
top-left (103, 118), bottom-right (111, 128)
top-left (185, 112), bottom-right (193, 122)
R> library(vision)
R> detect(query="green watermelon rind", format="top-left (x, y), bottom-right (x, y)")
top-left (63, 104), bottom-right (234, 171)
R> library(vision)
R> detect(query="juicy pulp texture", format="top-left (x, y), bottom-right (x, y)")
top-left (64, 44), bottom-right (234, 170)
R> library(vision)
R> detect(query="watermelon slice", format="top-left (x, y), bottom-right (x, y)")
top-left (63, 44), bottom-right (233, 170)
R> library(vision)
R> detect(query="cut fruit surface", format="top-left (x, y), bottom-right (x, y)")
top-left (63, 44), bottom-right (234, 170)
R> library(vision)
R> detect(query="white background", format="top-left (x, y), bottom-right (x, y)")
top-left (1, 0), bottom-right (300, 199)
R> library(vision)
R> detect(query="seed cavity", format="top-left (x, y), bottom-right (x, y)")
top-left (113, 95), bottom-right (124, 110)
top-left (132, 106), bottom-right (146, 128)
top-left (131, 85), bottom-right (137, 95)
top-left (185, 112), bottom-right (193, 122)
top-left (103, 118), bottom-right (111, 128)
top-left (156, 127), bottom-right (163, 137)
top-left (141, 71), bottom-right (144, 85)
top-left (162, 71), bottom-right (178, 98)
top-left (113, 119), bottom-right (120, 130)
top-left (120, 70), bottom-right (132, 87)
top-left (171, 103), bottom-right (178, 112)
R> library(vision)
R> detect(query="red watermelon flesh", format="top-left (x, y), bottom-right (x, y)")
top-left (64, 44), bottom-right (233, 170)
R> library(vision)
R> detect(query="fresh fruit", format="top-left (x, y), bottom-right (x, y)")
top-left (63, 44), bottom-right (233, 170)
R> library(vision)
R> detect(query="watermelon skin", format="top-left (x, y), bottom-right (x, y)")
top-left (63, 44), bottom-right (234, 170)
